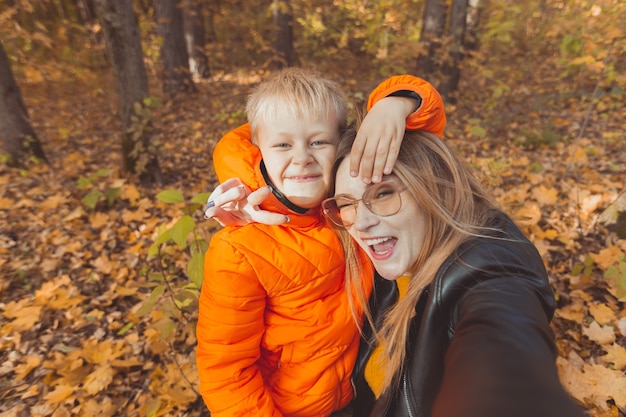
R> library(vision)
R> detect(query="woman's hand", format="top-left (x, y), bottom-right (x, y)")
top-left (349, 96), bottom-right (417, 183)
top-left (204, 178), bottom-right (290, 226)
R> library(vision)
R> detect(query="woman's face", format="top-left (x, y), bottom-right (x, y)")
top-left (334, 159), bottom-right (427, 280)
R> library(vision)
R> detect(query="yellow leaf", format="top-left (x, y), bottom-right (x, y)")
top-left (0, 197), bottom-right (15, 209)
top-left (121, 184), bottom-right (141, 205)
top-left (588, 302), bottom-right (617, 325)
top-left (93, 255), bottom-right (114, 274)
top-left (63, 207), bottom-right (85, 222)
top-left (14, 355), bottom-right (42, 380)
top-left (83, 364), bottom-right (115, 395)
top-left (569, 146), bottom-right (589, 165)
top-left (41, 194), bottom-right (68, 210)
top-left (89, 212), bottom-right (110, 229)
top-left (43, 384), bottom-right (74, 403)
top-left (514, 202), bottom-right (542, 227)
top-left (590, 245), bottom-right (624, 270)
top-left (600, 343), bottom-right (626, 370)
top-left (2, 301), bottom-right (43, 331)
top-left (532, 184), bottom-right (558, 206)
top-left (583, 320), bottom-right (615, 345)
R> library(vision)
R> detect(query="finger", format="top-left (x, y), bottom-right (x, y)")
top-left (357, 137), bottom-right (382, 184)
top-left (210, 184), bottom-right (247, 208)
top-left (246, 187), bottom-right (272, 207)
top-left (349, 133), bottom-right (367, 178)
top-left (382, 132), bottom-right (403, 175)
top-left (249, 209), bottom-right (290, 225)
top-left (369, 142), bottom-right (390, 183)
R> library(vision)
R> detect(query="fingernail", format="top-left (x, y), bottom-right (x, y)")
top-left (350, 171), bottom-right (357, 177)
top-left (362, 177), bottom-right (371, 184)
top-left (205, 201), bottom-right (215, 210)
top-left (383, 167), bottom-right (391, 174)
top-left (372, 175), bottom-right (380, 183)
top-left (285, 215), bottom-right (290, 223)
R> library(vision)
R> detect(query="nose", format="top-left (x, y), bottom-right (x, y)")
top-left (292, 145), bottom-right (313, 165)
top-left (352, 201), bottom-right (378, 231)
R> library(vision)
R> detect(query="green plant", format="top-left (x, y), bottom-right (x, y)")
top-left (77, 169), bottom-right (121, 209)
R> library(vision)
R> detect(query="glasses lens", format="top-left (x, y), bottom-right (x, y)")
top-left (323, 197), bottom-right (355, 227)
top-left (365, 182), bottom-right (402, 216)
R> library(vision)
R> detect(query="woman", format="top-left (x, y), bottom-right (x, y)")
top-left (321, 126), bottom-right (586, 417)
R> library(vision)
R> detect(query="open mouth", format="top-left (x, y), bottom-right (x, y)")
top-left (364, 237), bottom-right (397, 255)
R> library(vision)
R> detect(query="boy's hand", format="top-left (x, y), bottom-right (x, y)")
top-left (350, 96), bottom-right (417, 183)
top-left (204, 178), bottom-right (289, 226)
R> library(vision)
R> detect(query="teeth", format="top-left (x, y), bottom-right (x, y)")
top-left (364, 237), bottom-right (391, 246)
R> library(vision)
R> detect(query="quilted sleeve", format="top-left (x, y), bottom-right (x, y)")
top-left (196, 233), bottom-right (282, 417)
top-left (212, 123), bottom-right (263, 187)
top-left (367, 75), bottom-right (446, 137)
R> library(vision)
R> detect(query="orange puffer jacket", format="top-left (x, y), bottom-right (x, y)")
top-left (196, 75), bottom-right (445, 417)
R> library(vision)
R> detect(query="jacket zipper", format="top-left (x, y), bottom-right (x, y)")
top-left (402, 374), bottom-right (416, 417)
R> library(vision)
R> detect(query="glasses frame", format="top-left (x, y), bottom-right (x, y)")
top-left (322, 178), bottom-right (407, 228)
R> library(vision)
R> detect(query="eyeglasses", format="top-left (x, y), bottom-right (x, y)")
top-left (322, 178), bottom-right (407, 228)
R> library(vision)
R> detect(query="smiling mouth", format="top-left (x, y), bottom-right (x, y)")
top-left (288, 175), bottom-right (320, 182)
top-left (364, 237), bottom-right (397, 255)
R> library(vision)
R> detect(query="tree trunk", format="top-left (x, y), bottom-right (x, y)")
top-left (184, 0), bottom-right (209, 78)
top-left (0, 42), bottom-right (48, 166)
top-left (465, 0), bottom-right (485, 51)
top-left (156, 0), bottom-right (196, 97)
top-left (440, 0), bottom-right (469, 103)
top-left (416, 0), bottom-right (447, 80)
top-left (93, 0), bottom-right (162, 185)
top-left (270, 0), bottom-right (293, 69)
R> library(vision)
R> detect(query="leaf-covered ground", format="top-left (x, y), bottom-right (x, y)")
top-left (1, 65), bottom-right (625, 417)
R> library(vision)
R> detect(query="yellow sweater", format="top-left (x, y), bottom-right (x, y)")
top-left (364, 276), bottom-right (411, 398)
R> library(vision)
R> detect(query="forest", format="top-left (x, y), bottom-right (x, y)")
top-left (0, 0), bottom-right (625, 416)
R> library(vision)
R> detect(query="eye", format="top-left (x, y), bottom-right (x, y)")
top-left (371, 185), bottom-right (396, 200)
top-left (335, 197), bottom-right (355, 210)
top-left (272, 142), bottom-right (291, 149)
top-left (311, 140), bottom-right (330, 147)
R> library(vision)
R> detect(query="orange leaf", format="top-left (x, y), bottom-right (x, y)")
top-left (532, 184), bottom-right (558, 206)
top-left (583, 321), bottom-right (615, 345)
top-left (83, 364), bottom-right (115, 395)
top-left (590, 245), bottom-right (624, 270)
top-left (14, 355), bottom-right (42, 381)
top-left (2, 301), bottom-right (43, 332)
top-left (43, 384), bottom-right (74, 403)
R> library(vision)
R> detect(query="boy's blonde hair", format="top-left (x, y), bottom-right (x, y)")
top-left (246, 68), bottom-right (348, 140)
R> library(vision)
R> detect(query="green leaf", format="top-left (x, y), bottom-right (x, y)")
top-left (170, 215), bottom-right (195, 248)
top-left (159, 319), bottom-right (175, 340)
top-left (136, 285), bottom-right (166, 317)
top-left (470, 125), bottom-right (487, 138)
top-left (117, 322), bottom-right (134, 336)
top-left (95, 169), bottom-right (112, 177)
top-left (148, 272), bottom-right (165, 282)
top-left (187, 251), bottom-right (205, 288)
top-left (191, 192), bottom-right (212, 204)
top-left (149, 227), bottom-right (172, 257)
top-left (77, 176), bottom-right (93, 189)
top-left (82, 189), bottom-right (103, 209)
top-left (156, 189), bottom-right (184, 204)
top-left (105, 187), bottom-right (121, 205)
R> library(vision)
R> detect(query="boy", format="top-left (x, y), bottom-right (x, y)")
top-left (196, 69), bottom-right (445, 416)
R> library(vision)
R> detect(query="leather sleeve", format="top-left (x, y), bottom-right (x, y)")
top-left (196, 233), bottom-right (283, 417)
top-left (367, 74), bottom-right (446, 137)
top-left (431, 278), bottom-right (585, 417)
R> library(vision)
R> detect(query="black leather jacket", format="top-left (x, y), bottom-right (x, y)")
top-left (351, 211), bottom-right (585, 417)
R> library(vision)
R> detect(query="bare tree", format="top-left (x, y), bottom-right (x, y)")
top-left (416, 0), bottom-right (447, 78)
top-left (157, 0), bottom-right (196, 96)
top-left (0, 41), bottom-right (47, 166)
top-left (440, 0), bottom-right (469, 102)
top-left (270, 0), bottom-right (293, 69)
top-left (184, 0), bottom-right (209, 78)
top-left (93, 0), bottom-right (162, 185)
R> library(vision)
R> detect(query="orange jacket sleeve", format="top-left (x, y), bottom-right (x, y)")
top-left (367, 74), bottom-right (446, 137)
top-left (212, 123), bottom-right (262, 186)
top-left (196, 234), bottom-right (282, 417)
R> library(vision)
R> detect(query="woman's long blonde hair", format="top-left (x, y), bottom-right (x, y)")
top-left (330, 125), bottom-right (499, 392)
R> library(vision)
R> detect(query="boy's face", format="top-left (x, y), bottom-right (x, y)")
top-left (256, 109), bottom-right (339, 209)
